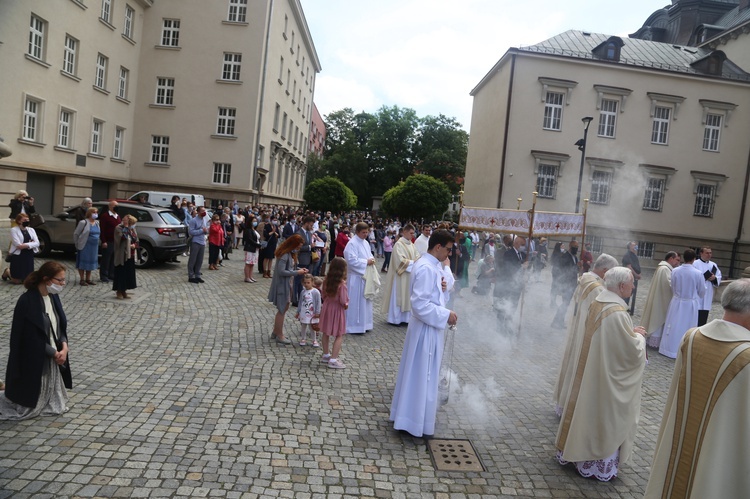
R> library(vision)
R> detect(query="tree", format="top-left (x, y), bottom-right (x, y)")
top-left (304, 176), bottom-right (357, 212)
top-left (380, 174), bottom-right (451, 221)
top-left (413, 114), bottom-right (469, 194)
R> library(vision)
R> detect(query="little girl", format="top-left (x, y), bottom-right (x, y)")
top-left (318, 257), bottom-right (349, 369)
top-left (296, 274), bottom-right (321, 347)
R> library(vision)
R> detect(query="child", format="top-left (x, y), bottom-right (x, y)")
top-left (295, 274), bottom-right (321, 346)
top-left (319, 257), bottom-right (349, 369)
top-left (311, 276), bottom-right (325, 346)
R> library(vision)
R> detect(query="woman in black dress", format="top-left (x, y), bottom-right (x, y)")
top-left (112, 215), bottom-right (138, 299)
top-left (262, 216), bottom-right (280, 278)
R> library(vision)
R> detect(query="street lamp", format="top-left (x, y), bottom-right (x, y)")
top-left (574, 116), bottom-right (594, 213)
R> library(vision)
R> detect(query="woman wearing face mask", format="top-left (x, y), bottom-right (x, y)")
top-left (73, 207), bottom-right (100, 286)
top-left (0, 261), bottom-right (72, 420)
top-left (3, 213), bottom-right (40, 284)
top-left (243, 215), bottom-right (261, 282)
top-left (262, 217), bottom-right (280, 278)
top-left (112, 215), bottom-right (139, 299)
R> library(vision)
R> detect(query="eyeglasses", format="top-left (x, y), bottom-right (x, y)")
top-left (51, 277), bottom-right (66, 284)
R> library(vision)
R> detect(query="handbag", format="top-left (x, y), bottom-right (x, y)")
top-left (29, 213), bottom-right (45, 228)
top-left (311, 249), bottom-right (320, 262)
top-left (260, 240), bottom-right (268, 249)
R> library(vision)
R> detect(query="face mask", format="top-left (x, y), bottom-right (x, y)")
top-left (273, 220), bottom-right (279, 225)
top-left (253, 221), bottom-right (258, 227)
top-left (22, 221), bottom-right (30, 227)
top-left (633, 245), bottom-right (639, 252)
top-left (569, 246), bottom-right (578, 256)
top-left (47, 283), bottom-right (64, 294)
top-left (92, 213), bottom-right (98, 220)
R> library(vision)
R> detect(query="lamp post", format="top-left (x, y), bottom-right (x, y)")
top-left (574, 116), bottom-right (594, 214)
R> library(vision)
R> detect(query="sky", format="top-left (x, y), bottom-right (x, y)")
top-left (301, 0), bottom-right (669, 130)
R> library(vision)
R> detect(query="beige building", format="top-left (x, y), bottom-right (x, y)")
top-left (464, 25), bottom-right (750, 276)
top-left (0, 0), bottom-right (319, 224)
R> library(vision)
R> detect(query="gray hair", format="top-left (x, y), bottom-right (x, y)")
top-left (721, 279), bottom-right (750, 314)
top-left (593, 253), bottom-right (618, 272)
top-left (604, 266), bottom-right (633, 291)
top-left (82, 197), bottom-right (93, 205)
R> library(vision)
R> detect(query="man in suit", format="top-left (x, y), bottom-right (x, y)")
top-left (292, 215), bottom-right (315, 306)
top-left (495, 235), bottom-right (527, 332)
top-left (281, 215), bottom-right (297, 242)
top-left (551, 239), bottom-right (579, 328)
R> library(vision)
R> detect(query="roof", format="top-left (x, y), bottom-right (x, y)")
top-left (712, 5), bottom-right (750, 31)
top-left (518, 29), bottom-right (750, 81)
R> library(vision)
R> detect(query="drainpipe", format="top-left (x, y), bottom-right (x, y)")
top-left (253, 0), bottom-right (275, 204)
top-left (730, 141), bottom-right (750, 277)
top-left (497, 52), bottom-right (516, 208)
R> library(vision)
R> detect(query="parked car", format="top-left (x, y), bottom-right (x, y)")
top-left (35, 201), bottom-right (188, 268)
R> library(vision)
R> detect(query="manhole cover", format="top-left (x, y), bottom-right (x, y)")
top-left (427, 439), bottom-right (485, 472)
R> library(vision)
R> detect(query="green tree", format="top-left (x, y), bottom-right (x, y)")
top-left (380, 174), bottom-right (451, 221)
top-left (304, 176), bottom-right (357, 212)
top-left (413, 114), bottom-right (468, 194)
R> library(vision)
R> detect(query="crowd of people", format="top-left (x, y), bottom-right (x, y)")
top-left (3, 191), bottom-right (750, 495)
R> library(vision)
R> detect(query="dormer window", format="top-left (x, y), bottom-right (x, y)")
top-left (593, 37), bottom-right (624, 62)
top-left (691, 50), bottom-right (726, 76)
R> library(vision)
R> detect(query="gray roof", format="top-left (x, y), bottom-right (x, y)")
top-left (713, 5), bottom-right (750, 31)
top-left (520, 30), bottom-right (750, 82)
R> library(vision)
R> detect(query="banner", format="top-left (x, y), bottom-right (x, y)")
top-left (459, 207), bottom-right (530, 234)
top-left (459, 206), bottom-right (584, 236)
top-left (532, 211), bottom-right (585, 237)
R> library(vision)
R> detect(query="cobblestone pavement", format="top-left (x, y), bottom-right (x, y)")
top-left (0, 236), bottom-right (725, 498)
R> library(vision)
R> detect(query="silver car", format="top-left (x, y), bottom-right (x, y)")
top-left (34, 201), bottom-right (188, 268)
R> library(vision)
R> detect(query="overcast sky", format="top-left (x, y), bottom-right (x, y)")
top-left (301, 0), bottom-right (669, 129)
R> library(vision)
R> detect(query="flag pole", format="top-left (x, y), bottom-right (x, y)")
top-left (517, 191), bottom-right (538, 339)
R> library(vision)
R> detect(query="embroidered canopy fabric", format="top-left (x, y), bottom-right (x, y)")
top-left (459, 206), bottom-right (584, 237)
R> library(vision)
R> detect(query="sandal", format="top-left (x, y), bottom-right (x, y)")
top-left (79, 281), bottom-right (88, 286)
top-left (1, 268), bottom-right (9, 281)
top-left (299, 340), bottom-right (307, 346)
top-left (312, 341), bottom-right (320, 348)
top-left (320, 354), bottom-right (331, 364)
top-left (328, 359), bottom-right (346, 369)
top-left (275, 337), bottom-right (291, 345)
top-left (86, 280), bottom-right (97, 286)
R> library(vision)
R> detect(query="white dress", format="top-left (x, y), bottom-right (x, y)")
top-left (390, 253), bottom-right (451, 437)
top-left (344, 236), bottom-right (373, 334)
top-left (659, 264), bottom-right (705, 359)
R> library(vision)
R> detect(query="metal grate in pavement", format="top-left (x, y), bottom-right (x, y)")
top-left (427, 439), bottom-right (485, 472)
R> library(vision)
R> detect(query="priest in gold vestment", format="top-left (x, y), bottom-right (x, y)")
top-left (642, 252), bottom-right (680, 349)
top-left (555, 266), bottom-right (647, 481)
top-left (645, 278), bottom-right (750, 499)
top-left (381, 224), bottom-right (421, 326)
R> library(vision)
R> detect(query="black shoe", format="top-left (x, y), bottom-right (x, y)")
top-left (196, 278), bottom-right (205, 283)
top-left (189, 278), bottom-right (199, 283)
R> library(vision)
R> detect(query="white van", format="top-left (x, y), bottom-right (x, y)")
top-left (129, 191), bottom-right (205, 208)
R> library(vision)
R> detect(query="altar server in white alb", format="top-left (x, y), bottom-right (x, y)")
top-left (390, 230), bottom-right (458, 437)
top-left (659, 249), bottom-right (705, 359)
top-left (381, 224), bottom-right (421, 326)
top-left (641, 251), bottom-right (681, 349)
top-left (645, 278), bottom-right (750, 499)
top-left (344, 222), bottom-right (375, 334)
top-left (555, 267), bottom-right (647, 482)
top-left (693, 246), bottom-right (721, 327)
top-left (414, 225), bottom-right (431, 256)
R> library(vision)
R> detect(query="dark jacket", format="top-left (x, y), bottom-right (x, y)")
top-left (295, 227), bottom-right (313, 266)
top-left (9, 198), bottom-right (36, 220)
top-left (243, 226), bottom-right (260, 252)
top-left (6, 288), bottom-right (72, 408)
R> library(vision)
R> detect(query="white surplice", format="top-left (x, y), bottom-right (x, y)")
top-left (659, 264), bottom-right (705, 359)
top-left (693, 258), bottom-right (722, 310)
top-left (390, 253), bottom-right (451, 437)
top-left (344, 235), bottom-right (374, 334)
top-left (414, 234), bottom-right (429, 256)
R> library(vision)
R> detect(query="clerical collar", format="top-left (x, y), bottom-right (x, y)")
top-left (700, 258), bottom-right (708, 263)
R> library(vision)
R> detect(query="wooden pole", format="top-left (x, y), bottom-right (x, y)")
top-left (517, 192), bottom-right (538, 339)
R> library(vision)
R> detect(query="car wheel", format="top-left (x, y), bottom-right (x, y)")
top-left (36, 230), bottom-right (52, 257)
top-left (135, 241), bottom-right (154, 268)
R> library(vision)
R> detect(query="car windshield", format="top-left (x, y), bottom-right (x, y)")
top-left (159, 211), bottom-right (182, 225)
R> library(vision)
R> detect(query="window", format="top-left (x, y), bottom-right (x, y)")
top-left (536, 164), bottom-right (558, 199)
top-left (155, 77), bottom-right (175, 105)
top-left (637, 241), bottom-right (655, 259)
top-left (543, 91), bottom-right (564, 130)
top-left (118, 67), bottom-right (129, 99)
top-left (161, 19), bottom-right (180, 47)
top-left (28, 14), bottom-right (47, 61)
top-left (297, 89), bottom-right (301, 109)
top-left (302, 97), bottom-right (306, 117)
top-left (281, 112), bottom-right (288, 139)
top-left (291, 31), bottom-right (295, 52)
top-left (278, 56), bottom-right (284, 83)
top-left (273, 103), bottom-right (280, 132)
top-left (293, 125), bottom-right (299, 150)
top-left (302, 56), bottom-right (305, 74)
top-left (296, 45), bottom-right (300, 64)
top-left (286, 69), bottom-right (291, 92)
top-left (101, 0), bottom-right (112, 23)
top-left (703, 113), bottom-right (722, 152)
top-left (95, 53), bottom-right (108, 90)
top-left (150, 136), bottom-right (169, 163)
top-left (289, 119), bottom-right (294, 144)
top-left (256, 146), bottom-right (264, 169)
top-left (222, 53), bottom-right (242, 81)
top-left (22, 97), bottom-right (42, 142)
top-left (216, 107), bottom-right (236, 136)
top-left (283, 15), bottom-right (288, 39)
top-left (642, 177), bottom-right (665, 211)
top-left (90, 119), bottom-right (103, 155)
top-left (651, 106), bottom-right (670, 144)
top-left (586, 235), bottom-right (603, 254)
top-left (694, 184), bottom-right (716, 217)
top-left (227, 0), bottom-right (247, 22)
top-left (597, 99), bottom-right (617, 138)
top-left (113, 127), bottom-right (124, 159)
top-left (292, 80), bottom-right (297, 102)
top-left (590, 170), bottom-right (612, 205)
top-left (213, 163), bottom-right (231, 184)
top-left (58, 109), bottom-right (74, 148)
top-left (63, 35), bottom-right (78, 75)
top-left (123, 5), bottom-right (135, 38)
